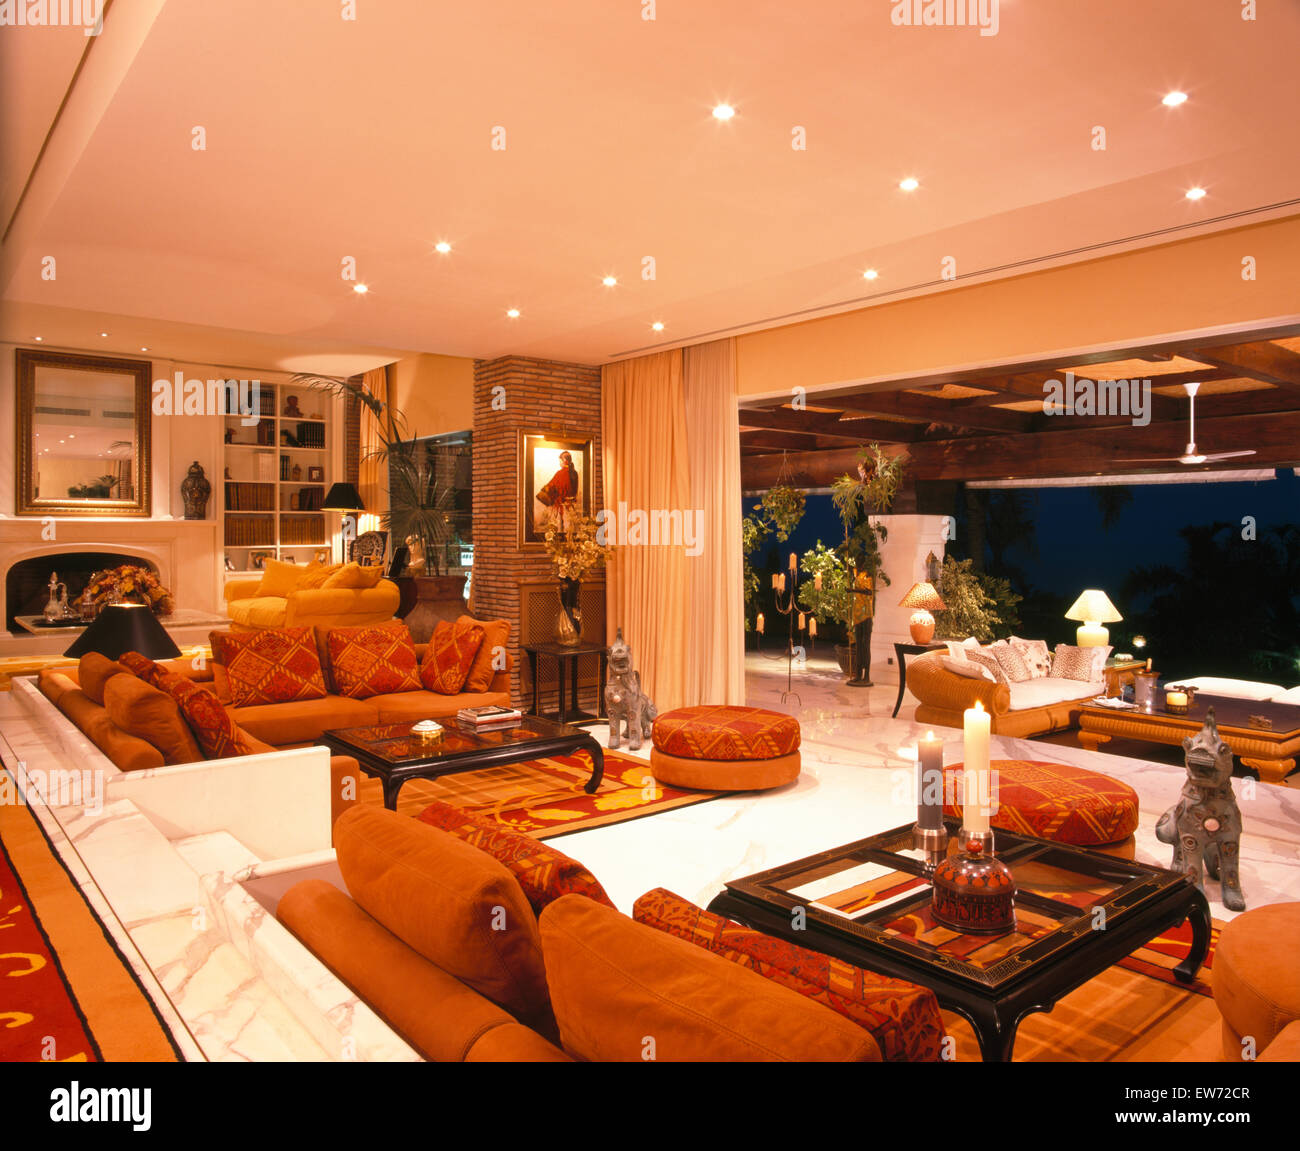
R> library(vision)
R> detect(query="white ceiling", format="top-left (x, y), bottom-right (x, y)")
top-left (3, 0), bottom-right (1300, 370)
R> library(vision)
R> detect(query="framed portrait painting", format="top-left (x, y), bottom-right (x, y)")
top-left (518, 433), bottom-right (592, 546)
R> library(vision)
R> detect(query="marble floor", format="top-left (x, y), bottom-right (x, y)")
top-left (566, 653), bottom-right (1300, 923)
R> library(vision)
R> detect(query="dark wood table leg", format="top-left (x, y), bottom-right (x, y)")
top-left (382, 777), bottom-right (403, 811)
top-left (1174, 892), bottom-right (1213, 981)
top-left (892, 644), bottom-right (908, 718)
top-left (965, 1001), bottom-right (1018, 1063)
top-left (528, 651), bottom-right (540, 718)
top-left (557, 656), bottom-right (567, 723)
top-left (599, 652), bottom-right (608, 719)
top-left (570, 654), bottom-right (580, 722)
top-left (581, 736), bottom-right (605, 793)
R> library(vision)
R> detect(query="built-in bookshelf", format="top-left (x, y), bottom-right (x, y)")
top-left (221, 381), bottom-right (336, 575)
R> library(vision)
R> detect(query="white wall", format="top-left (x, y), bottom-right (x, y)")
top-left (868, 513), bottom-right (949, 683)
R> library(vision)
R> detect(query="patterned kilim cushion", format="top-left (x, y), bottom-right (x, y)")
top-left (415, 800), bottom-right (616, 913)
top-left (150, 670), bottom-right (254, 760)
top-left (421, 619), bottom-right (485, 695)
top-left (632, 888), bottom-right (943, 1062)
top-left (943, 759), bottom-right (1139, 846)
top-left (210, 627), bottom-right (328, 708)
top-left (326, 621), bottom-right (422, 700)
top-left (119, 651), bottom-right (165, 688)
top-left (652, 705), bottom-right (800, 761)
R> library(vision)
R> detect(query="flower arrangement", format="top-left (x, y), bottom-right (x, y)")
top-left (76, 565), bottom-right (175, 617)
top-left (543, 501), bottom-right (610, 580)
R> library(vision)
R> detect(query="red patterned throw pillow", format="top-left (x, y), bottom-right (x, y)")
top-left (420, 619), bottom-right (485, 695)
top-left (210, 627), bottom-right (328, 707)
top-left (415, 800), bottom-right (615, 914)
top-left (326, 621), bottom-right (422, 700)
top-left (632, 888), bottom-right (944, 1062)
top-left (119, 650), bottom-right (166, 688)
top-left (150, 669), bottom-right (255, 760)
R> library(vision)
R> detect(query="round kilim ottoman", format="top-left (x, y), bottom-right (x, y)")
top-left (942, 760), bottom-right (1140, 853)
top-left (651, 705), bottom-right (801, 791)
top-left (1212, 903), bottom-right (1300, 1060)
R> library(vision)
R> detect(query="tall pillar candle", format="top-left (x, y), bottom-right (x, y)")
top-left (962, 700), bottom-right (991, 834)
top-left (917, 731), bottom-right (944, 831)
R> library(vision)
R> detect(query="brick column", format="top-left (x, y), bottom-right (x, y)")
top-left (472, 356), bottom-right (603, 703)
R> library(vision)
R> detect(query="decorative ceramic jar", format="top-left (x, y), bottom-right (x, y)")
top-left (931, 830), bottom-right (1016, 935)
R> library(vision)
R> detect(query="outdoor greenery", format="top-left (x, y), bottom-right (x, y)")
top-left (741, 512), bottom-right (770, 631)
top-left (933, 556), bottom-right (1022, 643)
top-left (755, 482), bottom-right (806, 542)
top-left (796, 542), bottom-right (850, 627)
top-left (829, 443), bottom-right (907, 595)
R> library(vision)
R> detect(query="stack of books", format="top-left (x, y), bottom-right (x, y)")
top-left (458, 705), bottom-right (523, 730)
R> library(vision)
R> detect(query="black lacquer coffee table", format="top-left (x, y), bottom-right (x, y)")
top-left (321, 716), bottom-right (605, 810)
top-left (707, 820), bottom-right (1210, 1062)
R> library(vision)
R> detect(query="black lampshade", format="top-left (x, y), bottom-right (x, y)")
top-left (64, 603), bottom-right (183, 660)
top-left (322, 482), bottom-right (365, 512)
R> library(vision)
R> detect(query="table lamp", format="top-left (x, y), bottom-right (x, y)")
top-left (1064, 589), bottom-right (1122, 647)
top-left (64, 603), bottom-right (182, 660)
top-left (323, 482), bottom-right (366, 562)
top-left (898, 581), bottom-right (946, 644)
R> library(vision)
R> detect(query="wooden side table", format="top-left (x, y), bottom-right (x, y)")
top-left (892, 641), bottom-right (946, 717)
top-left (1102, 658), bottom-right (1144, 697)
top-left (522, 642), bottom-right (608, 726)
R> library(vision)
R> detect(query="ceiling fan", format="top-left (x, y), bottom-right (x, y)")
top-left (1120, 382), bottom-right (1256, 466)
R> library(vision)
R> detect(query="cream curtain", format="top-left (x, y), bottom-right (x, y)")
top-left (683, 339), bottom-right (745, 704)
top-left (357, 365), bottom-right (388, 536)
top-left (602, 340), bottom-right (745, 711)
top-left (602, 351), bottom-right (690, 712)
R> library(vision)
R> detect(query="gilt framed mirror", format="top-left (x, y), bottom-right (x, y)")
top-left (15, 348), bottom-right (152, 517)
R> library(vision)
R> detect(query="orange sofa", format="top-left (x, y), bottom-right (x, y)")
top-left (224, 576), bottom-right (400, 632)
top-left (278, 805), bottom-right (944, 1062)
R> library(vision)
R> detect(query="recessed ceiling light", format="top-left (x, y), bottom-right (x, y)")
top-left (34, 336), bottom-right (43, 341)
top-left (712, 104), bottom-right (735, 121)
top-left (863, 269), bottom-right (879, 280)
top-left (353, 283), bottom-right (369, 294)
top-left (68, 434), bottom-right (74, 439)
top-left (140, 346), bottom-right (149, 351)
top-left (602, 275), bottom-right (618, 287)
top-left (1162, 91), bottom-right (1188, 107)
top-left (506, 308), bottom-right (521, 319)
top-left (1185, 186), bottom-right (1207, 200)
top-left (100, 332), bottom-right (109, 338)
top-left (899, 177), bottom-right (919, 192)
top-left (434, 241), bottom-right (451, 254)
top-left (651, 321), bottom-right (665, 332)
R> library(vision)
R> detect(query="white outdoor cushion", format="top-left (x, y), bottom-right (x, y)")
top-left (1007, 677), bottom-right (1098, 711)
top-left (1272, 686), bottom-right (1300, 705)
top-left (1166, 677), bottom-right (1282, 701)
top-left (943, 656), bottom-right (995, 681)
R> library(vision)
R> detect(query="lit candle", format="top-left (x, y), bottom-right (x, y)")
top-left (918, 730), bottom-right (944, 831)
top-left (798, 612), bottom-right (806, 630)
top-left (808, 618), bottom-right (817, 637)
top-left (1166, 690), bottom-right (1187, 708)
top-left (771, 573), bottom-right (779, 590)
top-left (1146, 658), bottom-right (1153, 671)
top-left (778, 573), bottom-right (786, 593)
top-left (789, 552), bottom-right (797, 571)
top-left (962, 700), bottom-right (991, 835)
top-left (814, 572), bottom-right (823, 590)
top-left (756, 613), bottom-right (765, 634)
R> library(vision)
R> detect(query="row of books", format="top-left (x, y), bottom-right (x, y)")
top-left (224, 514), bottom-right (275, 546)
top-left (225, 482), bottom-right (275, 511)
top-left (458, 705), bottom-right (523, 730)
top-left (295, 422), bottom-right (326, 449)
top-left (280, 514), bottom-right (326, 545)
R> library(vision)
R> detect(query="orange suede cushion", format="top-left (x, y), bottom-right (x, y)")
top-left (296, 563), bottom-right (342, 589)
top-left (539, 895), bottom-right (881, 1062)
top-left (103, 674), bottom-right (205, 765)
top-left (255, 559), bottom-right (309, 598)
top-left (1212, 903), bottom-right (1300, 1054)
top-left (277, 879), bottom-right (551, 1063)
top-left (77, 653), bottom-right (128, 705)
top-left (333, 806), bottom-right (550, 1021)
top-left (323, 562), bottom-right (385, 590)
top-left (326, 621), bottom-right (422, 699)
top-left (459, 616), bottom-right (510, 693)
top-left (51, 685), bottom-right (165, 772)
top-left (209, 626), bottom-right (328, 707)
top-left (421, 619), bottom-right (485, 694)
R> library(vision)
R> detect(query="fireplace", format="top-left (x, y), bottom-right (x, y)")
top-left (6, 551), bottom-right (160, 632)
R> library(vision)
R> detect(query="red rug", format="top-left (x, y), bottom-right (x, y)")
top-left (1117, 917), bottom-right (1220, 998)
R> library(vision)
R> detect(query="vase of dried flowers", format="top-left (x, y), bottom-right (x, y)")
top-left (544, 501), bottom-right (610, 647)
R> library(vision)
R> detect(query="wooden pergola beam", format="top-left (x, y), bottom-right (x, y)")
top-left (1188, 342), bottom-right (1300, 391)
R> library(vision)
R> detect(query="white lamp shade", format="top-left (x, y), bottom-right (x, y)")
top-left (1064, 589), bottom-right (1122, 625)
